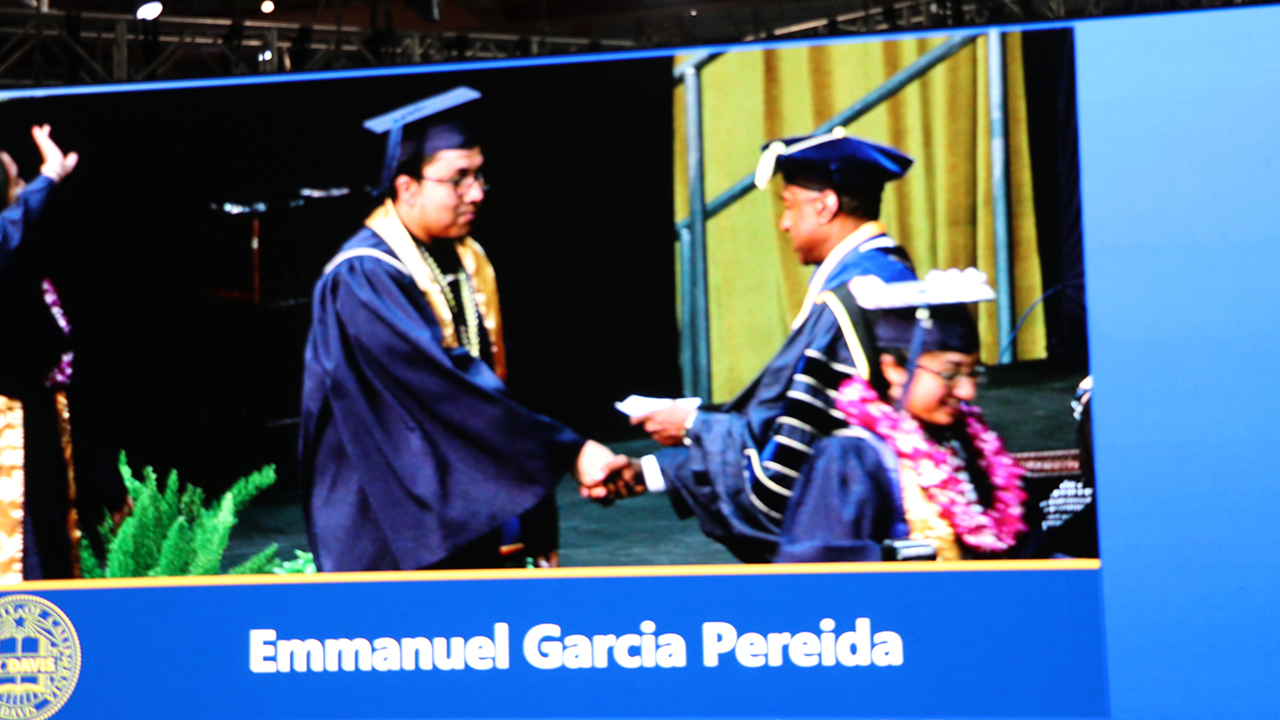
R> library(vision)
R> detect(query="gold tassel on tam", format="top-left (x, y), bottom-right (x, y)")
top-left (0, 397), bottom-right (25, 583)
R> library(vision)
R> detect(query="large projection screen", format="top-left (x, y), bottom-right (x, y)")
top-left (0, 4), bottom-right (1275, 719)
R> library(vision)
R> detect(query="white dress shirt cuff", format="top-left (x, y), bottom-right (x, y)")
top-left (640, 454), bottom-right (667, 493)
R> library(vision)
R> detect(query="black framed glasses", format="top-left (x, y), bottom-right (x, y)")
top-left (420, 171), bottom-right (489, 194)
top-left (915, 364), bottom-right (986, 386)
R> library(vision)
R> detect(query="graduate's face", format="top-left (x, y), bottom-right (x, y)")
top-left (394, 147), bottom-right (486, 241)
top-left (778, 184), bottom-right (839, 264)
top-left (881, 351), bottom-right (981, 426)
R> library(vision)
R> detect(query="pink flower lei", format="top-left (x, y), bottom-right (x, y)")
top-left (833, 373), bottom-right (1028, 553)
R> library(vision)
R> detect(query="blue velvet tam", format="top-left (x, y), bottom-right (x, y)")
top-left (872, 304), bottom-right (980, 355)
top-left (411, 121), bottom-right (477, 158)
top-left (754, 127), bottom-right (913, 194)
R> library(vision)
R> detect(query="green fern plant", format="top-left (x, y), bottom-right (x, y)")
top-left (80, 452), bottom-right (299, 578)
top-left (272, 549), bottom-right (317, 574)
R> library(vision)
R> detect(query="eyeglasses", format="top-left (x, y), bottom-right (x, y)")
top-left (420, 171), bottom-right (489, 194)
top-left (915, 364), bottom-right (986, 386)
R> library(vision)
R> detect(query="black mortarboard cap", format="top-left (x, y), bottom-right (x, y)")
top-left (364, 85), bottom-right (482, 194)
top-left (848, 269), bottom-right (992, 355)
top-left (872, 304), bottom-right (980, 355)
top-left (843, 269), bottom-right (993, 408)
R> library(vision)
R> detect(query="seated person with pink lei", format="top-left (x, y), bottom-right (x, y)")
top-left (610, 270), bottom-right (1035, 562)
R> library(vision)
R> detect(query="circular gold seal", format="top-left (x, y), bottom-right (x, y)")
top-left (0, 595), bottom-right (80, 720)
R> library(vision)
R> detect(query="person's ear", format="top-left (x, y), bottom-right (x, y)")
top-left (880, 353), bottom-right (908, 388)
top-left (392, 174), bottom-right (417, 204)
top-left (816, 189), bottom-right (841, 224)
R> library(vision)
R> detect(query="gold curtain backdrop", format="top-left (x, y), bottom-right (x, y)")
top-left (674, 33), bottom-right (1046, 402)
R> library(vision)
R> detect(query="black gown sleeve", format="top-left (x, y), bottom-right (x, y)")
top-left (300, 254), bottom-right (584, 570)
top-left (773, 431), bottom-right (903, 562)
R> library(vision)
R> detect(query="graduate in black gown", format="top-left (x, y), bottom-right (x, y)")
top-left (299, 90), bottom-right (624, 572)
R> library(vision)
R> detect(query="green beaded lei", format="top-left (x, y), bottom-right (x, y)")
top-left (417, 243), bottom-right (482, 358)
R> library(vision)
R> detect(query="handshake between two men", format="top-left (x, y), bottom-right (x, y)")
top-left (571, 401), bottom-right (697, 505)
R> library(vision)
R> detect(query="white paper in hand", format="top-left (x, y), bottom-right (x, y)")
top-left (614, 395), bottom-right (702, 418)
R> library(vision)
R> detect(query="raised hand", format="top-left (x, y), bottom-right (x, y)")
top-left (1, 151), bottom-right (24, 206)
top-left (31, 124), bottom-right (79, 182)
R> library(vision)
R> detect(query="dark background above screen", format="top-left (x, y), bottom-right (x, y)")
top-left (0, 57), bottom-right (678, 498)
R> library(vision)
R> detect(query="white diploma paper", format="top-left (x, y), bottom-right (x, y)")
top-left (613, 395), bottom-right (702, 418)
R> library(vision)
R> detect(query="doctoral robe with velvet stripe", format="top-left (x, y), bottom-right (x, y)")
top-left (299, 229), bottom-right (584, 571)
top-left (654, 232), bottom-right (915, 563)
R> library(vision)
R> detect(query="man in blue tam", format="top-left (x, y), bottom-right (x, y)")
top-left (299, 87), bottom-right (625, 571)
top-left (758, 127), bottom-right (914, 228)
top-left (620, 128), bottom-right (921, 562)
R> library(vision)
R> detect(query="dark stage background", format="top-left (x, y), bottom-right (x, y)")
top-left (0, 57), bottom-right (679, 500)
top-left (1023, 27), bottom-right (1089, 371)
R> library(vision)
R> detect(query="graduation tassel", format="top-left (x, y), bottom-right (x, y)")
top-left (377, 124), bottom-right (402, 196)
top-left (896, 306), bottom-right (932, 411)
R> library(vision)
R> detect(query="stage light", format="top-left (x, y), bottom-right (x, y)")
top-left (135, 1), bottom-right (163, 20)
top-left (689, 8), bottom-right (698, 16)
top-left (259, 49), bottom-right (274, 62)
top-left (260, 0), bottom-right (275, 12)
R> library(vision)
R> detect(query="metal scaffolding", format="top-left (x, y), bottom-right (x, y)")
top-left (0, 1), bottom-right (1269, 86)
top-left (671, 32), bottom-right (1026, 399)
top-left (0, 1), bottom-right (1270, 87)
top-left (0, 6), bottom-right (638, 86)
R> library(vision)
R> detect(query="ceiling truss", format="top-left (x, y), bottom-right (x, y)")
top-left (0, 1), bottom-right (1267, 87)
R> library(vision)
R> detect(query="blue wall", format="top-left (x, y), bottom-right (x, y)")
top-left (1075, 7), bottom-right (1280, 719)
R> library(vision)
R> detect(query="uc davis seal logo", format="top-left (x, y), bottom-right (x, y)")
top-left (0, 595), bottom-right (80, 719)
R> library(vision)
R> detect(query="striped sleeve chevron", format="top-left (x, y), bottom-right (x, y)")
top-left (744, 350), bottom-right (857, 525)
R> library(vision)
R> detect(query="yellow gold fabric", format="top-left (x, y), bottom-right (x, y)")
top-left (0, 397), bottom-right (25, 583)
top-left (791, 221), bottom-right (887, 330)
top-left (53, 391), bottom-right (82, 578)
top-left (675, 34), bottom-right (1046, 401)
top-left (898, 470), bottom-right (962, 561)
top-left (365, 200), bottom-right (508, 380)
top-left (455, 239), bottom-right (507, 382)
